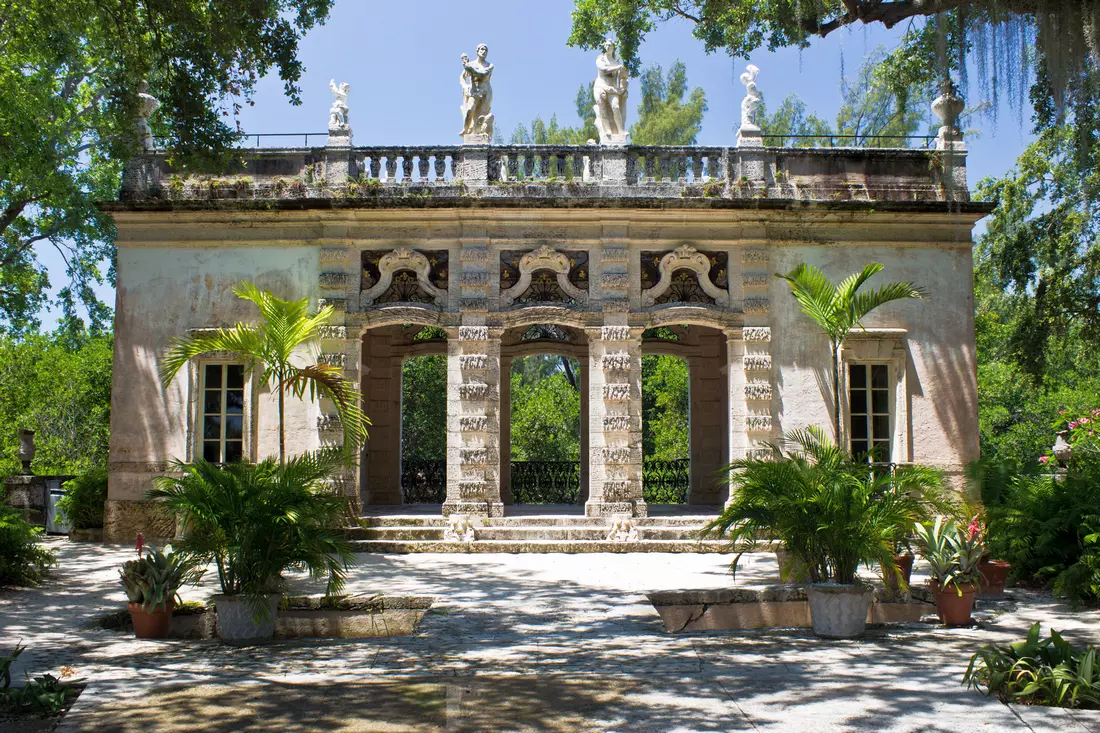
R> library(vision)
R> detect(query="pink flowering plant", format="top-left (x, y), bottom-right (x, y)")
top-left (1040, 408), bottom-right (1100, 467)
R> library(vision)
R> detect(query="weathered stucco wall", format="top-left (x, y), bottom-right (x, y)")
top-left (105, 202), bottom-right (984, 537)
top-left (107, 244), bottom-right (320, 539)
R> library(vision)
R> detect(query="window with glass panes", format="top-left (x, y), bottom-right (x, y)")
top-left (848, 363), bottom-right (890, 462)
top-left (202, 364), bottom-right (244, 463)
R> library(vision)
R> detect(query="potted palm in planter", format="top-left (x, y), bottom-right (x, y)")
top-left (119, 545), bottom-right (203, 639)
top-left (148, 452), bottom-right (356, 642)
top-left (914, 516), bottom-right (984, 625)
top-left (705, 427), bottom-right (936, 638)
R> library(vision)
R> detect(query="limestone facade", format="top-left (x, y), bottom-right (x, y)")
top-left (103, 137), bottom-right (990, 541)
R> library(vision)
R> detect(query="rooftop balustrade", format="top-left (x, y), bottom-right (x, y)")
top-left (118, 137), bottom-right (971, 206)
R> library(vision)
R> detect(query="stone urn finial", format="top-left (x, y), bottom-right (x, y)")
top-left (17, 429), bottom-right (35, 475)
top-left (1053, 430), bottom-right (1074, 468)
top-left (931, 80), bottom-right (964, 142)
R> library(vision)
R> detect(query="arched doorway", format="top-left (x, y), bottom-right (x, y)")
top-left (500, 324), bottom-right (589, 508)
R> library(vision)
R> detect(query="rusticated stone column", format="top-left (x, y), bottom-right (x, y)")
top-left (585, 326), bottom-right (646, 517)
top-left (444, 326), bottom-right (504, 517)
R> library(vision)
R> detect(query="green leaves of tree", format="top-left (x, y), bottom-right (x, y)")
top-left (0, 0), bottom-right (334, 332)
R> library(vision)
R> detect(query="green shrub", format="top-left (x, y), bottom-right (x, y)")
top-left (0, 506), bottom-right (56, 585)
top-left (147, 451), bottom-right (355, 620)
top-left (964, 623), bottom-right (1100, 709)
top-left (985, 469), bottom-right (1100, 602)
top-left (705, 427), bottom-right (951, 585)
top-left (57, 468), bottom-right (107, 529)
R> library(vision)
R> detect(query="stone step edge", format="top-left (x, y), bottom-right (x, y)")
top-left (346, 539), bottom-right (759, 554)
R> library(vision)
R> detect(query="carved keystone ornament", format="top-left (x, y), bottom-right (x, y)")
top-left (500, 245), bottom-right (588, 306)
top-left (361, 248), bottom-right (447, 306)
top-left (642, 244), bottom-right (730, 307)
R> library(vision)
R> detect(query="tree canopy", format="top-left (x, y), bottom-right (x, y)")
top-left (0, 0), bottom-right (333, 334)
top-left (569, 1), bottom-right (1100, 121)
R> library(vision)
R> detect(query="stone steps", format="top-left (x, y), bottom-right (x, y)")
top-left (356, 514), bottom-right (719, 528)
top-left (346, 525), bottom-right (712, 542)
top-left (346, 539), bottom-right (741, 554)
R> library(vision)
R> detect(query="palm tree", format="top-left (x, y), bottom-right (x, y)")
top-left (777, 262), bottom-right (925, 442)
top-left (160, 281), bottom-right (369, 464)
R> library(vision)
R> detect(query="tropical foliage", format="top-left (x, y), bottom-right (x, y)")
top-left (160, 281), bottom-right (368, 462)
top-left (147, 453), bottom-right (355, 618)
top-left (0, 505), bottom-right (56, 586)
top-left (118, 545), bottom-right (204, 612)
top-left (0, 328), bottom-right (111, 475)
top-left (705, 427), bottom-right (947, 585)
top-left (979, 412), bottom-right (1100, 602)
top-left (57, 468), bottom-right (108, 529)
top-left (914, 516), bottom-right (984, 591)
top-left (0, 0), bottom-right (334, 333)
top-left (777, 262), bottom-right (925, 441)
top-left (964, 623), bottom-right (1100, 710)
top-left (510, 358), bottom-right (581, 462)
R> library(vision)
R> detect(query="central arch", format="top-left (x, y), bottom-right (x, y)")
top-left (500, 324), bottom-right (590, 509)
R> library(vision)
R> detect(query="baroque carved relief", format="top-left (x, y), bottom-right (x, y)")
top-left (361, 248), bottom-right (448, 306)
top-left (641, 245), bottom-right (729, 307)
top-left (500, 246), bottom-right (588, 306)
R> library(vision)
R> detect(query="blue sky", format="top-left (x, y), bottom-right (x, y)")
top-left (38, 0), bottom-right (1034, 329)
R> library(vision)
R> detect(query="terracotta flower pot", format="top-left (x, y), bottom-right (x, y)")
top-left (884, 553), bottom-right (915, 593)
top-left (977, 559), bottom-right (1011, 598)
top-left (128, 599), bottom-right (175, 639)
top-left (929, 580), bottom-right (978, 626)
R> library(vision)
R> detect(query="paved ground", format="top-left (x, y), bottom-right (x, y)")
top-left (1, 539), bottom-right (1098, 732)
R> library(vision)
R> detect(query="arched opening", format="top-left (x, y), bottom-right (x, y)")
top-left (642, 324), bottom-right (729, 506)
top-left (642, 327), bottom-right (691, 504)
top-left (501, 324), bottom-right (587, 508)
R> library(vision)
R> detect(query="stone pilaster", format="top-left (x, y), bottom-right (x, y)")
top-left (499, 355), bottom-right (513, 505)
top-left (444, 326), bottom-right (504, 517)
top-left (740, 247), bottom-right (776, 460)
top-left (324, 128), bottom-right (353, 189)
top-left (316, 245), bottom-right (361, 509)
top-left (585, 325), bottom-right (646, 517)
top-left (578, 358), bottom-right (590, 504)
top-left (458, 143), bottom-right (491, 187)
top-left (599, 146), bottom-right (628, 185)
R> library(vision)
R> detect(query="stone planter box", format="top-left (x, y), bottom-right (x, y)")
top-left (647, 586), bottom-right (935, 633)
top-left (180, 595), bottom-right (431, 640)
top-left (68, 528), bottom-right (103, 542)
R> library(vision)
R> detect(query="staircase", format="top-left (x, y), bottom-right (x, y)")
top-left (346, 505), bottom-right (733, 553)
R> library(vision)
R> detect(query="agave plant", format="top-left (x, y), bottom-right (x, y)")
top-left (119, 545), bottom-right (204, 612)
top-left (914, 516), bottom-right (983, 592)
top-left (146, 450), bottom-right (356, 620)
top-left (704, 426), bottom-right (941, 585)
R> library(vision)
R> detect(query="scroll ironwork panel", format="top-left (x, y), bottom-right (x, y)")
top-left (643, 458), bottom-right (690, 504)
top-left (402, 459), bottom-right (446, 503)
top-left (509, 461), bottom-right (580, 504)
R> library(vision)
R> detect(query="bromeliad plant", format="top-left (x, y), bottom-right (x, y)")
top-left (146, 451), bottom-right (356, 620)
top-left (964, 623), bottom-right (1100, 709)
top-left (159, 281), bottom-right (369, 463)
top-left (914, 516), bottom-right (984, 593)
top-left (704, 426), bottom-right (944, 586)
top-left (118, 545), bottom-right (204, 612)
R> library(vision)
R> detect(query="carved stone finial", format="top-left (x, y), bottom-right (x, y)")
top-left (931, 80), bottom-right (964, 143)
top-left (17, 429), bottom-right (35, 475)
top-left (136, 81), bottom-right (159, 151)
top-left (593, 38), bottom-right (629, 145)
top-left (460, 44), bottom-right (494, 143)
top-left (737, 64), bottom-right (762, 144)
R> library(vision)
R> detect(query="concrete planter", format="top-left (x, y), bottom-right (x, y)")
top-left (806, 583), bottom-right (873, 639)
top-left (211, 594), bottom-right (281, 643)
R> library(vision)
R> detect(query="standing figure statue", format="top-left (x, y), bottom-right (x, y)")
top-left (329, 79), bottom-right (351, 131)
top-left (739, 64), bottom-right (762, 136)
top-left (136, 81), bottom-right (159, 151)
top-left (593, 38), bottom-right (629, 145)
top-left (459, 44), bottom-right (494, 140)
